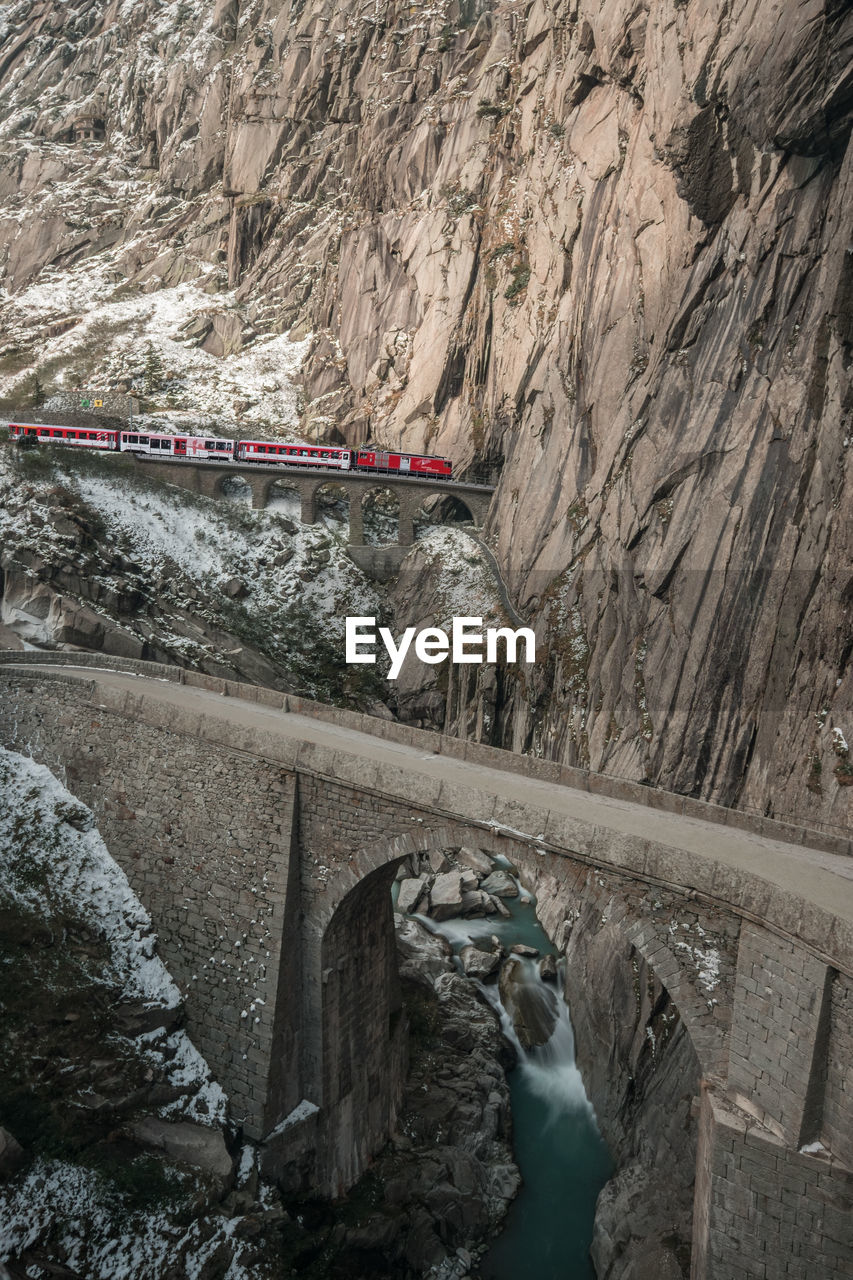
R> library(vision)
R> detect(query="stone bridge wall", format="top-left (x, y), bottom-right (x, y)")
top-left (131, 454), bottom-right (493, 547)
top-left (2, 656), bottom-right (852, 1274)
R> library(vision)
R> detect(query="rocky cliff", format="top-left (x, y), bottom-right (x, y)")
top-left (0, 0), bottom-right (850, 829)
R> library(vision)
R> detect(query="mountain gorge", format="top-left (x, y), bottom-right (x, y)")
top-left (0, 0), bottom-right (850, 830)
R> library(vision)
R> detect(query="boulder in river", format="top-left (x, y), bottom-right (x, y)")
top-left (395, 914), bottom-right (453, 985)
top-left (498, 957), bottom-right (559, 1049)
top-left (428, 849), bottom-right (451, 874)
top-left (480, 870), bottom-right (518, 898)
top-left (456, 846), bottom-right (494, 877)
top-left (429, 871), bottom-right (464, 920)
top-left (460, 944), bottom-right (501, 981)
top-left (398, 876), bottom-right (429, 915)
top-left (511, 943), bottom-right (539, 958)
top-left (460, 889), bottom-right (496, 917)
top-left (539, 954), bottom-right (559, 982)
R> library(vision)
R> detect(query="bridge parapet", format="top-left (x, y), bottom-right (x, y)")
top-left (2, 650), bottom-right (849, 860)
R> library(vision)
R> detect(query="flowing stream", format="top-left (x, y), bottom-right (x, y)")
top-left (413, 876), bottom-right (612, 1279)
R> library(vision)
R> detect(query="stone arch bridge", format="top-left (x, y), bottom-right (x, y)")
top-left (132, 454), bottom-right (493, 564)
top-left (1, 654), bottom-right (852, 1279)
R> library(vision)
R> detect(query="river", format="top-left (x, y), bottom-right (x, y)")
top-left (412, 873), bottom-right (613, 1279)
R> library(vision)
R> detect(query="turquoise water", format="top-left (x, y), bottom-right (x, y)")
top-left (416, 880), bottom-right (613, 1280)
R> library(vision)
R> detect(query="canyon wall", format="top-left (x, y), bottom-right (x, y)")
top-left (0, 0), bottom-right (850, 828)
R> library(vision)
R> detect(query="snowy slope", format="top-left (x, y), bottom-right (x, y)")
top-left (0, 747), bottom-right (287, 1277)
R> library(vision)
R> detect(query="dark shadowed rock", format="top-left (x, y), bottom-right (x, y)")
top-left (460, 944), bottom-right (501, 981)
top-left (429, 871), bottom-right (464, 921)
top-left (0, 1127), bottom-right (24, 1180)
top-left (498, 958), bottom-right (559, 1050)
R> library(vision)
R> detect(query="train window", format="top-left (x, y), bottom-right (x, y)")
top-left (205, 441), bottom-right (215, 449)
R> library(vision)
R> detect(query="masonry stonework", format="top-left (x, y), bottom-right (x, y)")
top-left (728, 925), bottom-right (833, 1145)
top-left (694, 1088), bottom-right (853, 1279)
top-left (130, 454), bottom-right (492, 546)
top-left (2, 657), bottom-right (852, 1275)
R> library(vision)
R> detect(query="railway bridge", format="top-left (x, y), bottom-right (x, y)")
top-left (131, 454), bottom-right (494, 557)
top-left (2, 653), bottom-right (852, 1278)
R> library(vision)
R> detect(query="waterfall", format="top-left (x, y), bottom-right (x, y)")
top-left (414, 896), bottom-right (612, 1279)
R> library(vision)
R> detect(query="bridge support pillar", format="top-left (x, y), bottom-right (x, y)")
top-left (301, 489), bottom-right (317, 525)
top-left (397, 497), bottom-right (415, 546)
top-left (348, 494), bottom-right (364, 545)
top-left (692, 1085), bottom-right (853, 1279)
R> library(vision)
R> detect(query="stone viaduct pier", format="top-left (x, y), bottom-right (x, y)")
top-left (1, 653), bottom-right (852, 1278)
top-left (131, 455), bottom-right (494, 575)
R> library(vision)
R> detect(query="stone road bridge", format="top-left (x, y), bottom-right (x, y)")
top-left (2, 654), bottom-right (852, 1279)
top-left (131, 454), bottom-right (493, 575)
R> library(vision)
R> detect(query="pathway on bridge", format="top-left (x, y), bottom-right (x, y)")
top-left (20, 664), bottom-right (853, 931)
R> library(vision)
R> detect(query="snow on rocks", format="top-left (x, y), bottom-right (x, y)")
top-left (0, 747), bottom-right (227, 1125)
top-left (0, 1157), bottom-right (261, 1280)
top-left (60, 463), bottom-right (384, 647)
top-left (0, 746), bottom-right (180, 1009)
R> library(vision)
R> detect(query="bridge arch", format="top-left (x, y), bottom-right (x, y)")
top-left (217, 472), bottom-right (255, 504)
top-left (358, 484), bottom-right (402, 545)
top-left (412, 490), bottom-right (477, 532)
top-left (312, 481), bottom-right (350, 534)
top-left (264, 476), bottom-right (302, 520)
top-left (309, 821), bottom-right (720, 1194)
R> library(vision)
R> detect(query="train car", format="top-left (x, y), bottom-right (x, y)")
top-left (7, 422), bottom-right (118, 449)
top-left (185, 436), bottom-right (235, 460)
top-left (237, 440), bottom-right (352, 469)
top-left (118, 432), bottom-right (234, 459)
top-left (354, 449), bottom-right (452, 479)
top-left (119, 431), bottom-right (188, 455)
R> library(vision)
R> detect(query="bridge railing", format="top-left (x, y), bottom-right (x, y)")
top-left (1, 650), bottom-right (850, 858)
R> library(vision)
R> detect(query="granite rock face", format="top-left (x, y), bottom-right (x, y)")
top-left (0, 0), bottom-right (850, 830)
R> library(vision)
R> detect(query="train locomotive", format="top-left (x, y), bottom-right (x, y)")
top-left (6, 422), bottom-right (453, 479)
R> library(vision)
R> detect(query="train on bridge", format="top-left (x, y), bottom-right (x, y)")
top-left (6, 421), bottom-right (453, 479)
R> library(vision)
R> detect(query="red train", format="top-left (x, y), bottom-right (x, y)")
top-left (5, 422), bottom-right (453, 479)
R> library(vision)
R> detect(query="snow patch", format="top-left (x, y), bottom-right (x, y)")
top-left (0, 747), bottom-right (180, 1008)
